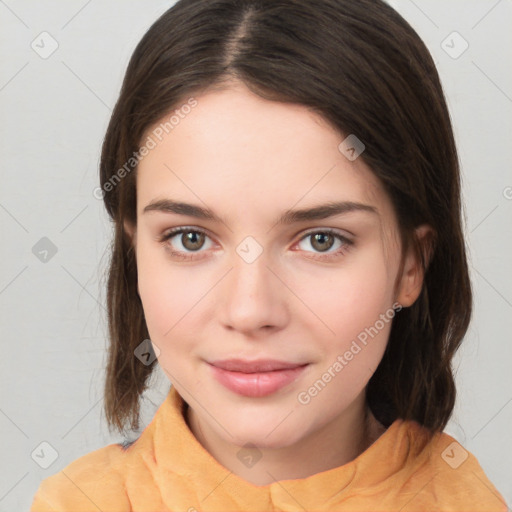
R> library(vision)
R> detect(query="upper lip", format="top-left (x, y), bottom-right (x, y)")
top-left (208, 359), bottom-right (308, 373)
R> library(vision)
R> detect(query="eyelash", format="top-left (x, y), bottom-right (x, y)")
top-left (158, 226), bottom-right (354, 262)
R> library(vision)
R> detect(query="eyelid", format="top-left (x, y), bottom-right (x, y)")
top-left (297, 226), bottom-right (354, 242)
top-left (159, 225), bottom-right (214, 245)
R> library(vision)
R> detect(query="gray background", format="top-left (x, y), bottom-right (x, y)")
top-left (0, 1), bottom-right (511, 510)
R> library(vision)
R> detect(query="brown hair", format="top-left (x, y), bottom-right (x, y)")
top-left (100, 0), bottom-right (471, 436)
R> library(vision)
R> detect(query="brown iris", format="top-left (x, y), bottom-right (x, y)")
top-left (310, 232), bottom-right (335, 252)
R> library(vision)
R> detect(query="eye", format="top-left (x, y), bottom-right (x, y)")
top-left (159, 227), bottom-right (353, 262)
top-left (159, 227), bottom-right (213, 260)
top-left (295, 229), bottom-right (353, 260)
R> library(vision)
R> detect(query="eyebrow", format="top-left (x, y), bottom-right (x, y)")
top-left (143, 198), bottom-right (378, 225)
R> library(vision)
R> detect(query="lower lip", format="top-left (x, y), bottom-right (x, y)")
top-left (209, 364), bottom-right (309, 397)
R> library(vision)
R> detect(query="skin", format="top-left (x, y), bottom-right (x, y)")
top-left (124, 80), bottom-right (429, 486)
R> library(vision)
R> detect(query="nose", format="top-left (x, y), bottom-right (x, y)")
top-left (219, 246), bottom-right (289, 336)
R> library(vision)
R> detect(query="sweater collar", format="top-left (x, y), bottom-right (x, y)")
top-left (144, 385), bottom-right (433, 511)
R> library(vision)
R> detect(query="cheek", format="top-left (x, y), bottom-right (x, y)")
top-left (289, 247), bottom-right (395, 403)
top-left (136, 242), bottom-right (201, 339)
top-left (290, 248), bottom-right (395, 343)
top-left (296, 259), bottom-right (395, 412)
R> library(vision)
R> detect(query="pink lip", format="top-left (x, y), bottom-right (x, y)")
top-left (209, 358), bottom-right (307, 372)
top-left (208, 359), bottom-right (309, 397)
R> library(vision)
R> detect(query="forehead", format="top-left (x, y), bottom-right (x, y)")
top-left (136, 83), bottom-right (393, 226)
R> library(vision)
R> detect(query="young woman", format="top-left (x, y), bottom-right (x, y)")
top-left (31, 0), bottom-right (507, 510)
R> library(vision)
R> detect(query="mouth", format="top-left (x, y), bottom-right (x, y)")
top-left (207, 359), bottom-right (310, 397)
top-left (208, 358), bottom-right (308, 373)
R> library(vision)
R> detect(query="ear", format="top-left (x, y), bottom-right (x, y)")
top-left (123, 219), bottom-right (137, 248)
top-left (123, 219), bottom-right (140, 297)
top-left (395, 224), bottom-right (434, 307)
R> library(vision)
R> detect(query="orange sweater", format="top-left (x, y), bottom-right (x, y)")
top-left (31, 386), bottom-right (507, 511)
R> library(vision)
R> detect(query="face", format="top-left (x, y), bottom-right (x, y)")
top-left (126, 81), bottom-right (422, 449)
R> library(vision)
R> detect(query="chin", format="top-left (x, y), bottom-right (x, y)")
top-left (225, 421), bottom-right (306, 450)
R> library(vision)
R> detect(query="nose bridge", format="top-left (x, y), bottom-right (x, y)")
top-left (232, 244), bottom-right (269, 292)
top-left (229, 237), bottom-right (273, 302)
top-left (219, 236), bottom-right (287, 332)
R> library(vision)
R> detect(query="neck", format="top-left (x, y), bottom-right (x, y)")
top-left (185, 394), bottom-right (386, 486)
